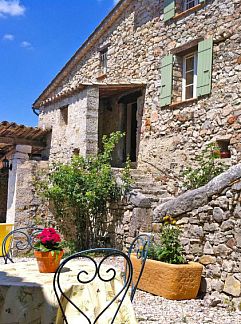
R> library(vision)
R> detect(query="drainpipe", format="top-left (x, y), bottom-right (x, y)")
top-left (32, 106), bottom-right (39, 116)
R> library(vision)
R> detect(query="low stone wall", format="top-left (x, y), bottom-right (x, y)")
top-left (153, 163), bottom-right (241, 307)
top-left (14, 160), bottom-right (53, 228)
top-left (112, 192), bottom-right (153, 250)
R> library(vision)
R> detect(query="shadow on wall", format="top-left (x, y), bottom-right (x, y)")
top-left (0, 170), bottom-right (8, 222)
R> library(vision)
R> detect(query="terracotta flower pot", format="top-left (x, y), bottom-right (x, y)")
top-left (131, 255), bottom-right (203, 300)
top-left (34, 250), bottom-right (64, 273)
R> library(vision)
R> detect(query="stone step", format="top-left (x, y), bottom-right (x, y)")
top-left (113, 167), bottom-right (171, 200)
top-left (132, 187), bottom-right (169, 196)
top-left (132, 182), bottom-right (167, 190)
top-left (158, 197), bottom-right (174, 204)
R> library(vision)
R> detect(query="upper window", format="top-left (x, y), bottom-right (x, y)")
top-left (160, 38), bottom-right (213, 107)
top-left (100, 48), bottom-right (108, 74)
top-left (183, 0), bottom-right (199, 11)
top-left (163, 0), bottom-right (205, 21)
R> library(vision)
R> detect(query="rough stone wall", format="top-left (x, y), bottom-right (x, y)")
top-left (152, 163), bottom-right (241, 305)
top-left (0, 172), bottom-right (8, 222)
top-left (111, 193), bottom-right (153, 250)
top-left (14, 160), bottom-right (53, 228)
top-left (39, 86), bottom-right (99, 162)
top-left (39, 0), bottom-right (241, 190)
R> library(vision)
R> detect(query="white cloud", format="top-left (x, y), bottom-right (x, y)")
top-left (20, 40), bottom-right (32, 49)
top-left (0, 0), bottom-right (25, 18)
top-left (3, 33), bottom-right (14, 40)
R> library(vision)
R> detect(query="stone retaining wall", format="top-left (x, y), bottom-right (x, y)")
top-left (152, 163), bottom-right (241, 306)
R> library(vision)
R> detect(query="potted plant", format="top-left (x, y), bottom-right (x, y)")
top-left (34, 228), bottom-right (64, 273)
top-left (131, 216), bottom-right (203, 300)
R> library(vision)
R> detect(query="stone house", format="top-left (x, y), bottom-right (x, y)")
top-left (0, 0), bottom-right (241, 303)
top-left (32, 0), bottom-right (240, 184)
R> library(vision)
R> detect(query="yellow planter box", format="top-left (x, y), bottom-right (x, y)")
top-left (0, 223), bottom-right (14, 256)
top-left (131, 255), bottom-right (203, 300)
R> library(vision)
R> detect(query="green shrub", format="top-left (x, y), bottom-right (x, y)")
top-left (36, 132), bottom-right (131, 250)
top-left (182, 143), bottom-right (227, 190)
top-left (148, 216), bottom-right (186, 264)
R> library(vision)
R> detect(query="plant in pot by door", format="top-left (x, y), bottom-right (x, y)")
top-left (34, 228), bottom-right (64, 273)
top-left (131, 216), bottom-right (203, 300)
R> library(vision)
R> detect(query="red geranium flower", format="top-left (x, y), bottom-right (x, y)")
top-left (34, 227), bottom-right (63, 252)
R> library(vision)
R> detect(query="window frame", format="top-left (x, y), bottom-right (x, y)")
top-left (183, 0), bottom-right (199, 11)
top-left (182, 52), bottom-right (198, 101)
top-left (99, 48), bottom-right (108, 74)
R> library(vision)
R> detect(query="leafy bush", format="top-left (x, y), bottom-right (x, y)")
top-left (182, 143), bottom-right (227, 190)
top-left (37, 132), bottom-right (131, 250)
top-left (148, 216), bottom-right (186, 264)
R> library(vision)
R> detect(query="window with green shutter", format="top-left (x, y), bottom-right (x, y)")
top-left (161, 38), bottom-right (213, 107)
top-left (173, 1), bottom-right (206, 17)
top-left (197, 38), bottom-right (213, 97)
top-left (164, 0), bottom-right (175, 22)
top-left (160, 55), bottom-right (173, 107)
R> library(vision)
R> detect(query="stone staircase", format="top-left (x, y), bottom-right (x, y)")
top-left (130, 169), bottom-right (173, 207)
top-left (113, 168), bottom-right (174, 208)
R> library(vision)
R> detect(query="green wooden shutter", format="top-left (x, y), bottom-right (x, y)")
top-left (164, 0), bottom-right (175, 22)
top-left (160, 55), bottom-right (173, 107)
top-left (197, 38), bottom-right (213, 97)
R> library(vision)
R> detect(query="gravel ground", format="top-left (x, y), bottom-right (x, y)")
top-left (1, 257), bottom-right (241, 324)
top-left (133, 290), bottom-right (241, 324)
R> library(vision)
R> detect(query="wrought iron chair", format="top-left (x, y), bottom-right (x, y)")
top-left (2, 226), bottom-right (43, 264)
top-left (53, 248), bottom-right (133, 324)
top-left (127, 234), bottom-right (151, 302)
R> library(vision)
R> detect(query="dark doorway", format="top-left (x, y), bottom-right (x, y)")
top-left (98, 89), bottom-right (143, 167)
top-left (125, 102), bottom-right (137, 163)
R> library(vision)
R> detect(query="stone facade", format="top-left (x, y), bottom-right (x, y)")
top-left (38, 86), bottom-right (99, 162)
top-left (35, 0), bottom-right (241, 190)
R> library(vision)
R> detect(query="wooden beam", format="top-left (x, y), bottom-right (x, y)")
top-left (0, 137), bottom-right (46, 148)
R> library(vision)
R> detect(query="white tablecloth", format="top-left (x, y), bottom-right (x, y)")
top-left (0, 260), bottom-right (137, 324)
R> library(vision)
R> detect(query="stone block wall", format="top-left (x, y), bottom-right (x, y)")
top-left (153, 163), bottom-right (241, 305)
top-left (13, 160), bottom-right (53, 228)
top-left (39, 86), bottom-right (99, 163)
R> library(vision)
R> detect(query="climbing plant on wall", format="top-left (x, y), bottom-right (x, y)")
top-left (182, 143), bottom-right (227, 190)
top-left (37, 132), bottom-right (131, 250)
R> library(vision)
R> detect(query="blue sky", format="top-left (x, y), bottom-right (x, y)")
top-left (0, 0), bottom-right (119, 126)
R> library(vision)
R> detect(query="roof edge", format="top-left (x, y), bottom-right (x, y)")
top-left (34, 81), bottom-right (146, 109)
